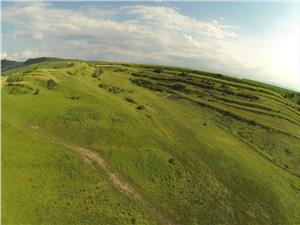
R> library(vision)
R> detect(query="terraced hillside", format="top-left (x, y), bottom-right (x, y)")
top-left (2, 59), bottom-right (300, 225)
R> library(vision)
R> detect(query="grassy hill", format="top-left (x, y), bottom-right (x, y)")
top-left (2, 58), bottom-right (300, 225)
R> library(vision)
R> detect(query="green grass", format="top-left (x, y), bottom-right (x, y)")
top-left (2, 59), bottom-right (300, 225)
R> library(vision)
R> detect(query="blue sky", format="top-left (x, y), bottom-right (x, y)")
top-left (2, 1), bottom-right (300, 90)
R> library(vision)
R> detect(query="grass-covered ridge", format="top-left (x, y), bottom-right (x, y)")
top-left (2, 58), bottom-right (300, 225)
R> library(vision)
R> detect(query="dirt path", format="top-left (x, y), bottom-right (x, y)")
top-left (58, 142), bottom-right (178, 225)
top-left (28, 125), bottom-right (178, 225)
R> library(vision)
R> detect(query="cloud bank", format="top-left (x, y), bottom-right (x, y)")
top-left (2, 2), bottom-right (299, 90)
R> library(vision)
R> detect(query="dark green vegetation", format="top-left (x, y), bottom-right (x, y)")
top-left (2, 58), bottom-right (300, 225)
top-left (47, 79), bottom-right (56, 90)
top-left (1, 59), bottom-right (24, 72)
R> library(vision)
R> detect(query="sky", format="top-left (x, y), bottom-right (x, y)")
top-left (1, 1), bottom-right (300, 90)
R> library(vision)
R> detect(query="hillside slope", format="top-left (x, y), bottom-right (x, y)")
top-left (2, 59), bottom-right (300, 225)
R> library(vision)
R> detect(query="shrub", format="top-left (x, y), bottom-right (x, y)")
top-left (136, 105), bottom-right (145, 110)
top-left (108, 87), bottom-right (122, 94)
top-left (284, 92), bottom-right (295, 99)
top-left (236, 92), bottom-right (259, 100)
top-left (179, 71), bottom-right (189, 77)
top-left (113, 68), bottom-right (126, 72)
top-left (23, 70), bottom-right (33, 74)
top-left (131, 78), bottom-right (164, 92)
top-left (168, 158), bottom-right (176, 165)
top-left (32, 65), bottom-right (38, 70)
top-left (124, 96), bottom-right (136, 104)
top-left (285, 149), bottom-right (292, 156)
top-left (131, 218), bottom-right (136, 224)
top-left (153, 68), bottom-right (163, 73)
top-left (70, 96), bottom-right (80, 100)
top-left (47, 79), bottom-right (56, 89)
top-left (33, 88), bottom-right (40, 95)
top-left (99, 83), bottom-right (123, 94)
top-left (7, 76), bottom-right (23, 82)
top-left (131, 78), bottom-right (152, 86)
top-left (170, 83), bottom-right (185, 91)
top-left (91, 67), bottom-right (104, 78)
top-left (248, 120), bottom-right (257, 126)
top-left (66, 71), bottom-right (75, 75)
top-left (223, 89), bottom-right (235, 95)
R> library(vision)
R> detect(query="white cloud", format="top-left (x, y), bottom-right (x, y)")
top-left (126, 5), bottom-right (236, 39)
top-left (2, 2), bottom-right (299, 90)
top-left (3, 50), bottom-right (48, 60)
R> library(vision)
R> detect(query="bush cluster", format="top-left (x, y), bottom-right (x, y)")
top-left (91, 67), bottom-right (104, 78)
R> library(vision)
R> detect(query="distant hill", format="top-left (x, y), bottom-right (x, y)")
top-left (23, 57), bottom-right (60, 65)
top-left (1, 59), bottom-right (24, 72)
top-left (1, 57), bottom-right (60, 72)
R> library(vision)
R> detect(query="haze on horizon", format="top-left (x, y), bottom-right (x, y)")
top-left (2, 1), bottom-right (300, 90)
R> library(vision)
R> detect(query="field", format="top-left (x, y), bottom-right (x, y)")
top-left (2, 58), bottom-right (300, 225)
